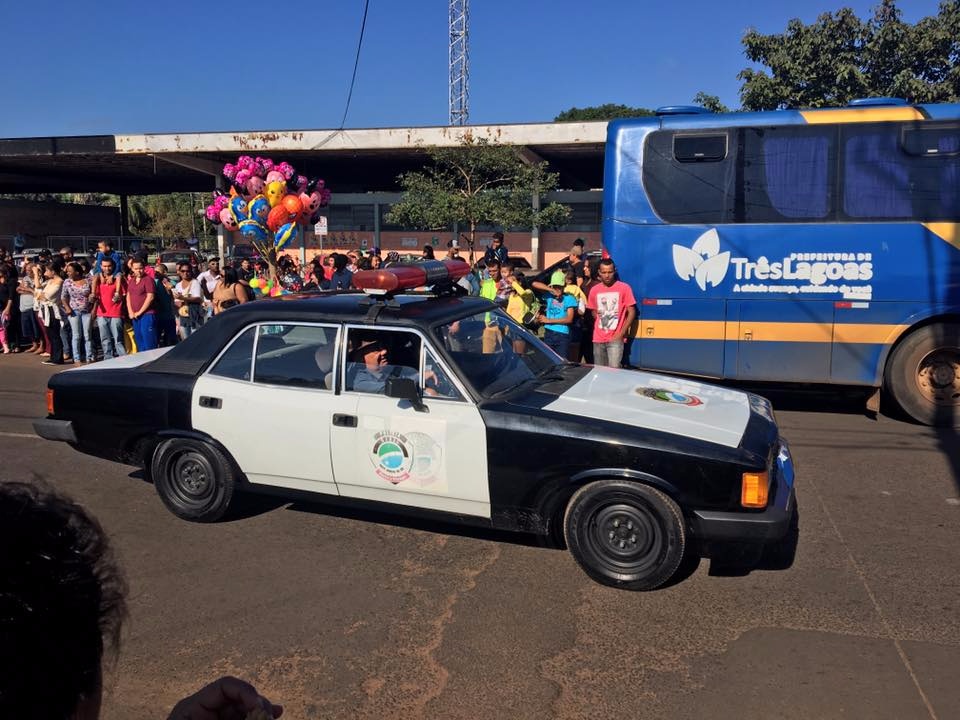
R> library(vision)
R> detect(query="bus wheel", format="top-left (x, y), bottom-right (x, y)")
top-left (885, 323), bottom-right (960, 427)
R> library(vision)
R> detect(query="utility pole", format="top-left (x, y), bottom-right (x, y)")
top-left (449, 0), bottom-right (469, 126)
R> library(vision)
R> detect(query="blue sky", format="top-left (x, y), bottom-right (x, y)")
top-left (1, 0), bottom-right (944, 137)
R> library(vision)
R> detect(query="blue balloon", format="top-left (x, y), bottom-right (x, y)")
top-left (274, 221), bottom-right (299, 250)
top-left (247, 195), bottom-right (271, 224)
top-left (239, 219), bottom-right (268, 242)
top-left (229, 196), bottom-right (248, 223)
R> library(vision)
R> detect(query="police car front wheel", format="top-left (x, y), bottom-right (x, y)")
top-left (563, 480), bottom-right (686, 591)
top-left (151, 438), bottom-right (237, 522)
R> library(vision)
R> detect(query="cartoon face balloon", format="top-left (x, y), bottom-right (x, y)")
top-left (247, 195), bottom-right (271, 224)
top-left (265, 180), bottom-right (287, 207)
top-left (229, 196), bottom-right (248, 223)
top-left (246, 176), bottom-right (265, 197)
top-left (219, 207), bottom-right (239, 231)
top-left (300, 191), bottom-right (322, 215)
top-left (267, 204), bottom-right (293, 233)
top-left (239, 219), bottom-right (268, 242)
top-left (265, 170), bottom-right (285, 185)
top-left (281, 193), bottom-right (304, 221)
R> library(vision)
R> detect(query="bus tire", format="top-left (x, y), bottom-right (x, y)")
top-left (885, 323), bottom-right (960, 427)
top-left (563, 480), bottom-right (685, 591)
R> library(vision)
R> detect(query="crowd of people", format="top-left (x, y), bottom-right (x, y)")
top-left (0, 234), bottom-right (637, 369)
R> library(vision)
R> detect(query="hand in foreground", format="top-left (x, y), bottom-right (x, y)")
top-left (166, 676), bottom-right (282, 720)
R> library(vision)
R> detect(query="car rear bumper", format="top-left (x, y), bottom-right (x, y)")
top-left (33, 418), bottom-right (78, 444)
top-left (690, 439), bottom-right (796, 543)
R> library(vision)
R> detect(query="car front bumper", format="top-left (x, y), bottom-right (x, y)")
top-left (690, 439), bottom-right (796, 543)
top-left (33, 418), bottom-right (78, 444)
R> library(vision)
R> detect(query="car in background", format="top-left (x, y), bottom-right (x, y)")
top-left (158, 249), bottom-right (204, 275)
top-left (227, 244), bottom-right (261, 266)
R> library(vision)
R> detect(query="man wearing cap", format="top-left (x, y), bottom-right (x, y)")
top-left (562, 239), bottom-right (587, 285)
top-left (531, 270), bottom-right (579, 358)
top-left (348, 331), bottom-right (437, 395)
top-left (483, 232), bottom-right (509, 267)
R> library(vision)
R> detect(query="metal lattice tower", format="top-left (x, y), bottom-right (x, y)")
top-left (449, 0), bottom-right (469, 125)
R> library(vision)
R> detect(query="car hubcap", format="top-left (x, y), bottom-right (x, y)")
top-left (588, 502), bottom-right (662, 570)
top-left (916, 347), bottom-right (960, 406)
top-left (170, 451), bottom-right (214, 504)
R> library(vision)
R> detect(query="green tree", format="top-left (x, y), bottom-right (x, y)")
top-left (738, 0), bottom-right (960, 110)
top-left (554, 103), bottom-right (655, 122)
top-left (127, 193), bottom-right (211, 241)
top-left (692, 92), bottom-right (731, 113)
top-left (385, 136), bottom-right (571, 254)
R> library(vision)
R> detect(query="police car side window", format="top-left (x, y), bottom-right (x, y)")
top-left (253, 324), bottom-right (338, 390)
top-left (345, 328), bottom-right (421, 394)
top-left (209, 327), bottom-right (256, 381)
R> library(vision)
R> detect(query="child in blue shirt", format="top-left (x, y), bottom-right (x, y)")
top-left (532, 270), bottom-right (578, 358)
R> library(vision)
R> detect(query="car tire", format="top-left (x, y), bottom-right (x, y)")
top-left (884, 323), bottom-right (960, 427)
top-left (151, 438), bottom-right (236, 522)
top-left (563, 479), bottom-right (685, 591)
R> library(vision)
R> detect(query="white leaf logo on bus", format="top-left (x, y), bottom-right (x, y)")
top-left (672, 229), bottom-right (731, 290)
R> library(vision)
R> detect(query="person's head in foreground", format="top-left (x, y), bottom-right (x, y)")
top-left (0, 481), bottom-right (282, 719)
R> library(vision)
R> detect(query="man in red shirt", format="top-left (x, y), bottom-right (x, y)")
top-left (586, 258), bottom-right (636, 368)
top-left (126, 259), bottom-right (157, 352)
top-left (92, 258), bottom-right (125, 359)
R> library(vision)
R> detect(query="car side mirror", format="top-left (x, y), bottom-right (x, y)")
top-left (385, 376), bottom-right (428, 413)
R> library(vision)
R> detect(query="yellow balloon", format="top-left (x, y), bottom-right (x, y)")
top-left (249, 277), bottom-right (261, 289)
top-left (265, 180), bottom-right (286, 208)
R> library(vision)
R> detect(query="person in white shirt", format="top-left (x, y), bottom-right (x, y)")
top-left (172, 263), bottom-right (205, 339)
top-left (196, 257), bottom-right (222, 319)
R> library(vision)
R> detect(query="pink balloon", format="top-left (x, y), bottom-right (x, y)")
top-left (219, 207), bottom-right (239, 231)
top-left (246, 176), bottom-right (265, 196)
top-left (266, 170), bottom-right (285, 184)
top-left (301, 191), bottom-right (322, 214)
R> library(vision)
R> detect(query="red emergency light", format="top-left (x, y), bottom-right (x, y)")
top-left (352, 260), bottom-right (472, 294)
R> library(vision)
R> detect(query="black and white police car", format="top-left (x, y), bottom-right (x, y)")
top-left (35, 261), bottom-right (796, 590)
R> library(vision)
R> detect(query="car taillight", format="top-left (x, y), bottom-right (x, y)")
top-left (741, 471), bottom-right (769, 508)
top-left (46, 389), bottom-right (55, 415)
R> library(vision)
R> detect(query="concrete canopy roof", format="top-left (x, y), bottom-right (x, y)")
top-left (0, 122), bottom-right (607, 195)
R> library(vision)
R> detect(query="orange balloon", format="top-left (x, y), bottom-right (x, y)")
top-left (267, 204), bottom-right (292, 233)
top-left (281, 193), bottom-right (304, 221)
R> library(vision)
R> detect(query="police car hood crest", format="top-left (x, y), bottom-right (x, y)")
top-left (541, 367), bottom-right (751, 448)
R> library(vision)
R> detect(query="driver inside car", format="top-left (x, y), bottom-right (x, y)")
top-left (347, 331), bottom-right (440, 396)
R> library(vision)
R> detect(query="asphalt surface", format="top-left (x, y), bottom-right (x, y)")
top-left (2, 354), bottom-right (958, 720)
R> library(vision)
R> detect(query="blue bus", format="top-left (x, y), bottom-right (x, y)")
top-left (603, 99), bottom-right (960, 426)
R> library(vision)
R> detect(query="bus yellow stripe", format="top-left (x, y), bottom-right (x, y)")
top-left (923, 222), bottom-right (960, 252)
top-left (800, 107), bottom-right (925, 124)
top-left (635, 320), bottom-right (907, 344)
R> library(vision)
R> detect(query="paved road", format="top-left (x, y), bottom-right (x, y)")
top-left (2, 355), bottom-right (958, 720)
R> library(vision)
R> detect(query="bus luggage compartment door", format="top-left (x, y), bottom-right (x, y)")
top-left (634, 299), bottom-right (726, 377)
top-left (734, 300), bottom-right (834, 382)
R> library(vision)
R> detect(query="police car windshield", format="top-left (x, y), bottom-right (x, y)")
top-left (434, 310), bottom-right (563, 397)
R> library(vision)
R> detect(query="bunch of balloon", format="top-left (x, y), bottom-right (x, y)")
top-left (204, 156), bottom-right (331, 285)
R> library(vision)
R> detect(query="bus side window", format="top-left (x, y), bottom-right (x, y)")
top-left (843, 122), bottom-right (960, 221)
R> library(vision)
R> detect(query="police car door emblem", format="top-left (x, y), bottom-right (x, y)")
top-left (370, 430), bottom-right (443, 486)
top-left (672, 228), bottom-right (730, 290)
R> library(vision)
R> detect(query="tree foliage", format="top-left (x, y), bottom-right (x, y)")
top-left (385, 137), bottom-right (571, 251)
top-left (739, 0), bottom-right (960, 110)
top-left (127, 193), bottom-right (209, 240)
top-left (554, 104), bottom-right (655, 122)
top-left (692, 92), bottom-right (731, 113)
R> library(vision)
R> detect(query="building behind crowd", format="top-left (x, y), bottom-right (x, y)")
top-left (0, 122), bottom-right (607, 269)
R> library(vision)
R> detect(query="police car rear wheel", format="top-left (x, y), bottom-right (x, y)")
top-left (152, 438), bottom-right (236, 522)
top-left (563, 480), bottom-right (685, 591)
top-left (886, 323), bottom-right (960, 427)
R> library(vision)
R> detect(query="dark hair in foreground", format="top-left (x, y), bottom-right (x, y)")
top-left (0, 482), bottom-right (127, 719)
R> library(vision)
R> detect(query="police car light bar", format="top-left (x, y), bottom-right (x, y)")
top-left (352, 260), bottom-right (471, 294)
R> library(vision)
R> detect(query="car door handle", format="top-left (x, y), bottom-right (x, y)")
top-left (199, 396), bottom-right (222, 409)
top-left (332, 413), bottom-right (358, 428)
